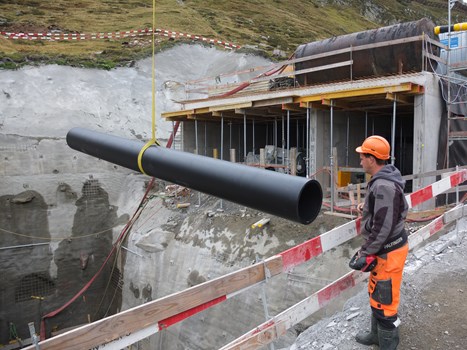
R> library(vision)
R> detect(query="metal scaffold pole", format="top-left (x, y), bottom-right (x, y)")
top-left (391, 98), bottom-right (397, 165)
top-left (330, 100), bottom-right (334, 213)
top-left (306, 105), bottom-right (310, 178)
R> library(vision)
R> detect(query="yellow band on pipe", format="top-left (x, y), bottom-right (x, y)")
top-left (137, 139), bottom-right (156, 175)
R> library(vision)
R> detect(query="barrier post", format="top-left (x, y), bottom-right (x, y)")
top-left (258, 256), bottom-right (275, 350)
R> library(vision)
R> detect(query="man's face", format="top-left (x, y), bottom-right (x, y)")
top-left (359, 153), bottom-right (373, 174)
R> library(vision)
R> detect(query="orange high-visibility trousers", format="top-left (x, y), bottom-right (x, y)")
top-left (368, 244), bottom-right (409, 317)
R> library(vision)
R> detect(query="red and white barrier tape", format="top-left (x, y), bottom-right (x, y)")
top-left (77, 170), bottom-right (467, 350)
top-left (0, 28), bottom-right (240, 49)
top-left (406, 169), bottom-right (467, 208)
top-left (220, 203), bottom-right (466, 350)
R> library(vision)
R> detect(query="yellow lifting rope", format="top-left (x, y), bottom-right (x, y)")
top-left (137, 0), bottom-right (160, 175)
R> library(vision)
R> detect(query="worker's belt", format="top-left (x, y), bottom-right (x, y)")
top-left (378, 229), bottom-right (408, 255)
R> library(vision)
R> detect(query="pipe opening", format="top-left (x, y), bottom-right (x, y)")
top-left (298, 179), bottom-right (323, 224)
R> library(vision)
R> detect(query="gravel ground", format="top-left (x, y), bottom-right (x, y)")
top-left (287, 216), bottom-right (467, 350)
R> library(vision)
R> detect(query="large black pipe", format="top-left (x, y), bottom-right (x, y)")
top-left (66, 128), bottom-right (323, 224)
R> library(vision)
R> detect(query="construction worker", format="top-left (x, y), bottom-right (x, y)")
top-left (349, 135), bottom-right (409, 350)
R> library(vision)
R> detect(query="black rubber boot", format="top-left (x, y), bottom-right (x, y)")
top-left (355, 315), bottom-right (379, 346)
top-left (377, 325), bottom-right (399, 350)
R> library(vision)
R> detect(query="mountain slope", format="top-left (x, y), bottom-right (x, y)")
top-left (0, 0), bottom-right (465, 68)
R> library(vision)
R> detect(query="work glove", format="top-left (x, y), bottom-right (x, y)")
top-left (349, 251), bottom-right (377, 272)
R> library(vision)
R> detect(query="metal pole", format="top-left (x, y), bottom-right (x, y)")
top-left (221, 114), bottom-right (224, 161)
top-left (195, 119), bottom-right (201, 206)
top-left (365, 111), bottom-right (368, 137)
top-left (346, 114), bottom-right (350, 166)
top-left (220, 114), bottom-right (224, 209)
top-left (306, 106), bottom-right (310, 178)
top-left (266, 122), bottom-right (269, 145)
top-left (282, 114), bottom-right (285, 166)
top-left (172, 121), bottom-right (175, 149)
top-left (391, 98), bottom-right (397, 165)
top-left (274, 118), bottom-right (278, 164)
top-left (204, 122), bottom-right (207, 156)
top-left (330, 100), bottom-right (334, 213)
top-left (400, 124), bottom-right (403, 173)
top-left (447, 0), bottom-right (454, 169)
top-left (252, 117), bottom-right (255, 156)
top-left (287, 110), bottom-right (290, 173)
top-left (195, 119), bottom-right (199, 155)
top-left (244, 111), bottom-right (247, 163)
top-left (296, 119), bottom-right (299, 150)
top-left (181, 121), bottom-right (184, 152)
top-left (229, 122), bottom-right (232, 150)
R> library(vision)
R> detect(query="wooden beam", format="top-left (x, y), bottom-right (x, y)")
top-left (385, 93), bottom-right (413, 104)
top-left (162, 109), bottom-right (195, 120)
top-left (235, 108), bottom-right (271, 117)
top-left (209, 101), bottom-right (252, 112)
top-left (321, 99), bottom-right (350, 109)
top-left (24, 256), bottom-right (284, 350)
top-left (282, 103), bottom-right (304, 111)
top-left (295, 82), bottom-right (416, 103)
top-left (210, 111), bottom-right (245, 120)
top-left (253, 97), bottom-right (293, 108)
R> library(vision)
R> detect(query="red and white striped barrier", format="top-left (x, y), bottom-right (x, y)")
top-left (220, 202), bottom-right (466, 350)
top-left (406, 169), bottom-right (467, 208)
top-left (23, 170), bottom-right (466, 350)
top-left (0, 28), bottom-right (240, 49)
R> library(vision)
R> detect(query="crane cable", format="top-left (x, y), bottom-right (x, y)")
top-left (137, 0), bottom-right (160, 175)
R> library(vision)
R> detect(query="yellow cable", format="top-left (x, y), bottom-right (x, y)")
top-left (137, 0), bottom-right (159, 175)
top-left (151, 0), bottom-right (156, 141)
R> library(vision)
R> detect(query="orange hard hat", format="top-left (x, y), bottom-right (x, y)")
top-left (355, 135), bottom-right (390, 160)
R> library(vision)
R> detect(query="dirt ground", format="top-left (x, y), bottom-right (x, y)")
top-left (290, 218), bottom-right (467, 350)
top-left (400, 238), bottom-right (467, 349)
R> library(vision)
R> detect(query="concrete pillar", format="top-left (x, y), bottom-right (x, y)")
top-left (412, 73), bottom-right (443, 210)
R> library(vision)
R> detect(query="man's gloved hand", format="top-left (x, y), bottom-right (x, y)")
top-left (349, 251), bottom-right (377, 272)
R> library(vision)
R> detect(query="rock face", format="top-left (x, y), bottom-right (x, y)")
top-left (3, 45), bottom-right (341, 348)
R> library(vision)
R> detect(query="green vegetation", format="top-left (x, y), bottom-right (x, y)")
top-left (0, 0), bottom-right (460, 69)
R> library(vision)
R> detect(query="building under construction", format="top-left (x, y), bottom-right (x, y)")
top-left (163, 18), bottom-right (466, 210)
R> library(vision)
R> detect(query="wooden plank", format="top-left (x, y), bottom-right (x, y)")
top-left (295, 82), bottom-right (415, 103)
top-left (424, 35), bottom-right (447, 50)
top-left (209, 101), bottom-right (252, 112)
top-left (23, 256), bottom-right (284, 350)
top-left (252, 97), bottom-right (293, 108)
top-left (385, 92), bottom-right (413, 104)
top-left (424, 51), bottom-right (447, 65)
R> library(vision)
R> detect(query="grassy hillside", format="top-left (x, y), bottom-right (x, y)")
top-left (0, 0), bottom-right (463, 69)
